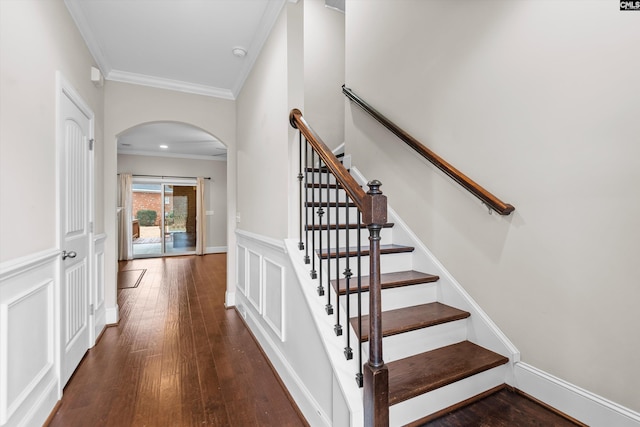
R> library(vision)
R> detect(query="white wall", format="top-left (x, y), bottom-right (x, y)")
top-left (345, 0), bottom-right (640, 412)
top-left (0, 1), bottom-right (105, 425)
top-left (304, 0), bottom-right (345, 150)
top-left (236, 2), bottom-right (298, 240)
top-left (117, 154), bottom-right (227, 249)
top-left (0, 0), bottom-right (105, 263)
top-left (104, 81), bottom-right (237, 316)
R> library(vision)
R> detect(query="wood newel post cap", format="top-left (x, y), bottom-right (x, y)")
top-left (289, 109), bottom-right (302, 129)
top-left (362, 180), bottom-right (387, 226)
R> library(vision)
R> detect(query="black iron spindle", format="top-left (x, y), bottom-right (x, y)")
top-left (356, 209), bottom-right (363, 387)
top-left (344, 195), bottom-right (353, 360)
top-left (304, 142), bottom-right (310, 264)
top-left (325, 165), bottom-right (333, 315)
top-left (310, 149), bottom-right (318, 282)
top-left (334, 182), bottom-right (342, 336)
top-left (317, 157), bottom-right (324, 295)
top-left (298, 132), bottom-right (304, 251)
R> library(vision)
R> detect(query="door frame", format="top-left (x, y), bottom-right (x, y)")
top-left (55, 72), bottom-right (97, 393)
top-left (131, 176), bottom-right (198, 258)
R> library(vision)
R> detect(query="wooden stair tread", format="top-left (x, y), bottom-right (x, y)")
top-left (332, 270), bottom-right (439, 295)
top-left (305, 222), bottom-right (393, 231)
top-left (351, 302), bottom-right (469, 342)
top-left (387, 341), bottom-right (509, 406)
top-left (316, 244), bottom-right (413, 259)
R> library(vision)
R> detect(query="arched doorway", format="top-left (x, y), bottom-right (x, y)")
top-left (116, 121), bottom-right (228, 259)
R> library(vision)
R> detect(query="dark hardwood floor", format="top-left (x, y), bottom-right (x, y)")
top-left (47, 254), bottom-right (307, 427)
top-left (418, 388), bottom-right (583, 427)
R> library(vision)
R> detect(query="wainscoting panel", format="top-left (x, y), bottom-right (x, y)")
top-left (234, 230), bottom-right (338, 426)
top-left (92, 234), bottom-right (107, 343)
top-left (0, 249), bottom-right (59, 427)
top-left (247, 250), bottom-right (262, 313)
top-left (237, 245), bottom-right (247, 296)
top-left (263, 257), bottom-right (285, 341)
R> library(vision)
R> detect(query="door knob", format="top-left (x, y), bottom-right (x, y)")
top-left (62, 250), bottom-right (77, 260)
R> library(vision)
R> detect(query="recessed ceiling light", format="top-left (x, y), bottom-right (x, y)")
top-left (232, 47), bottom-right (247, 58)
top-left (159, 145), bottom-right (169, 149)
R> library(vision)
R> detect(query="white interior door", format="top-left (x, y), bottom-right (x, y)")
top-left (59, 83), bottom-right (92, 386)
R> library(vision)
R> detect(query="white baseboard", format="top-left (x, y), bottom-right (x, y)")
top-left (20, 378), bottom-right (59, 427)
top-left (205, 246), bottom-right (227, 254)
top-left (105, 305), bottom-right (119, 325)
top-left (514, 362), bottom-right (640, 427)
top-left (224, 291), bottom-right (235, 308)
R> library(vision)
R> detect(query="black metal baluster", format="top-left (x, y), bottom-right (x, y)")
top-left (356, 209), bottom-right (363, 387)
top-left (344, 195), bottom-right (353, 359)
top-left (317, 157), bottom-right (324, 296)
top-left (298, 132), bottom-right (304, 251)
top-left (325, 166), bottom-right (333, 315)
top-left (334, 181), bottom-right (342, 336)
top-left (303, 142), bottom-right (310, 264)
top-left (310, 149), bottom-right (318, 282)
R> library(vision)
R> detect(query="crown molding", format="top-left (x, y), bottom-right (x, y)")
top-left (118, 149), bottom-right (227, 162)
top-left (107, 70), bottom-right (235, 100)
top-left (64, 0), bottom-right (112, 75)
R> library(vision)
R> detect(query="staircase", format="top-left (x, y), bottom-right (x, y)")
top-left (290, 108), bottom-right (517, 426)
top-left (303, 167), bottom-right (510, 426)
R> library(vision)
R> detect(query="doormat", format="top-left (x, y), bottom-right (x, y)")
top-left (117, 269), bottom-right (146, 289)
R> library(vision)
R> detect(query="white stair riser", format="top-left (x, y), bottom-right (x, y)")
top-left (361, 320), bottom-right (469, 363)
top-left (389, 364), bottom-right (509, 427)
top-left (305, 206), bottom-right (360, 224)
top-left (344, 282), bottom-right (438, 316)
top-left (306, 188), bottom-right (348, 203)
top-left (314, 252), bottom-right (414, 282)
top-left (306, 227), bottom-right (393, 248)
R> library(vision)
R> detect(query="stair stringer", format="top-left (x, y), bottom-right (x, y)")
top-left (349, 166), bottom-right (520, 375)
top-left (283, 238), bottom-right (365, 426)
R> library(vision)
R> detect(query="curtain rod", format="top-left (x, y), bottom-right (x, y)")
top-left (132, 174), bottom-right (211, 180)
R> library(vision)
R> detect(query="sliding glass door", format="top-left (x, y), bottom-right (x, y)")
top-left (164, 184), bottom-right (197, 254)
top-left (132, 180), bottom-right (197, 258)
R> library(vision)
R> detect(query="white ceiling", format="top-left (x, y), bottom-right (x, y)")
top-left (65, 0), bottom-right (288, 159)
top-left (118, 122), bottom-right (227, 161)
top-left (65, 0), bottom-right (286, 100)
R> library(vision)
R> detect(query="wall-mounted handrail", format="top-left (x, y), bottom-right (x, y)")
top-left (342, 86), bottom-right (515, 216)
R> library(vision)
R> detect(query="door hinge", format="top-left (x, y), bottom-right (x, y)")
top-left (90, 304), bottom-right (95, 315)
top-left (89, 221), bottom-right (94, 233)
top-left (89, 138), bottom-right (94, 151)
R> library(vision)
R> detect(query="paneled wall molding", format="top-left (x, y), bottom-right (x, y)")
top-left (92, 233), bottom-right (107, 342)
top-left (0, 250), bottom-right (59, 427)
top-left (235, 230), bottom-right (361, 426)
top-left (0, 249), bottom-right (60, 282)
top-left (236, 229), bottom-right (285, 252)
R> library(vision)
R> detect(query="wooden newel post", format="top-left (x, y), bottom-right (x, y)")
top-left (364, 180), bottom-right (389, 427)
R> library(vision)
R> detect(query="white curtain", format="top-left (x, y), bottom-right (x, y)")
top-left (195, 177), bottom-right (206, 255)
top-left (118, 173), bottom-right (133, 260)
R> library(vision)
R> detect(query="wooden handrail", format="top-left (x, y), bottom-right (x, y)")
top-left (290, 109), bottom-right (387, 226)
top-left (342, 86), bottom-right (515, 216)
top-left (290, 108), bottom-right (390, 426)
